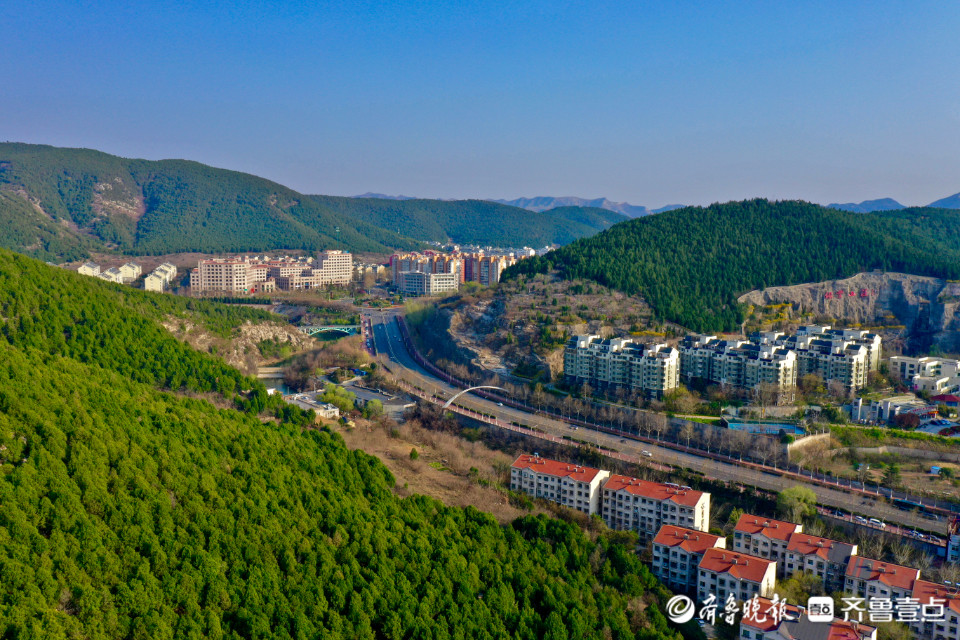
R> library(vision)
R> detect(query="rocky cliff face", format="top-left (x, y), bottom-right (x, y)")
top-left (739, 272), bottom-right (960, 353)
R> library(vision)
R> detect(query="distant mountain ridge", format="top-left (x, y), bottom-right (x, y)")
top-left (827, 193), bottom-right (960, 212)
top-left (490, 196), bottom-right (685, 217)
top-left (827, 198), bottom-right (905, 213)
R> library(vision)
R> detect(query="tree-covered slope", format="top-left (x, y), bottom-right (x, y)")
top-left (0, 143), bottom-right (421, 258)
top-left (311, 195), bottom-right (628, 247)
top-left (504, 199), bottom-right (960, 332)
top-left (0, 251), bottom-right (682, 640)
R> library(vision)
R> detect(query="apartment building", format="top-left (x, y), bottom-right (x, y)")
top-left (911, 580), bottom-right (960, 640)
top-left (563, 335), bottom-right (680, 399)
top-left (77, 262), bottom-right (100, 277)
top-left (763, 326), bottom-right (881, 392)
top-left (99, 267), bottom-right (124, 283)
top-left (678, 336), bottom-right (798, 395)
top-left (397, 271), bottom-right (460, 296)
top-left (733, 514), bottom-right (802, 574)
top-left (145, 263), bottom-right (178, 292)
top-left (891, 355), bottom-right (960, 394)
top-left (509, 455), bottom-right (609, 515)
top-left (118, 262), bottom-right (141, 284)
top-left (740, 598), bottom-right (877, 640)
top-left (190, 251), bottom-right (352, 293)
top-left (844, 557), bottom-right (919, 603)
top-left (782, 532), bottom-right (857, 592)
top-left (601, 476), bottom-right (710, 542)
top-left (697, 548), bottom-right (776, 605)
top-left (651, 525), bottom-right (725, 594)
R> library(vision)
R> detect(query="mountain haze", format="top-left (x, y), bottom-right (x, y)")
top-left (492, 196), bottom-right (684, 218)
top-left (928, 192), bottom-right (960, 209)
top-left (311, 195), bottom-right (628, 247)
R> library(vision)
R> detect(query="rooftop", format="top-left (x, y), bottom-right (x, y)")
top-left (653, 525), bottom-right (724, 554)
top-left (511, 455), bottom-right (604, 483)
top-left (786, 532), bottom-right (857, 564)
top-left (699, 548), bottom-right (774, 583)
top-left (741, 597), bottom-right (876, 639)
top-left (912, 579), bottom-right (960, 616)
top-left (845, 557), bottom-right (919, 592)
top-left (735, 513), bottom-right (802, 542)
top-left (603, 475), bottom-right (706, 507)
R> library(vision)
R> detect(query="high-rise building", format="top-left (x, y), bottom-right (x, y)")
top-left (564, 335), bottom-right (680, 399)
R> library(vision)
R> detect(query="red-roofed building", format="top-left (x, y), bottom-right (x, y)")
top-left (932, 394), bottom-right (960, 408)
top-left (510, 454), bottom-right (609, 515)
top-left (652, 525), bottom-right (725, 593)
top-left (601, 475), bottom-right (710, 542)
top-left (697, 548), bottom-right (776, 604)
top-left (911, 579), bottom-right (960, 640)
top-left (740, 597), bottom-right (877, 640)
top-left (734, 514), bottom-right (803, 573)
top-left (844, 557), bottom-right (919, 602)
top-left (784, 532), bottom-right (858, 592)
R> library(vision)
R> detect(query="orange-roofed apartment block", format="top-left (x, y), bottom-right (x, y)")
top-left (783, 532), bottom-right (857, 593)
top-left (510, 455), bottom-right (610, 515)
top-left (697, 548), bottom-right (776, 605)
top-left (652, 525), bottom-right (726, 594)
top-left (844, 557), bottom-right (919, 603)
top-left (601, 476), bottom-right (710, 543)
top-left (911, 579), bottom-right (960, 640)
top-left (734, 514), bottom-right (802, 576)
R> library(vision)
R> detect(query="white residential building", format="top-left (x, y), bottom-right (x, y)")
top-left (697, 548), bottom-right (776, 605)
top-left (678, 336), bottom-right (798, 396)
top-left (77, 262), bottom-right (100, 277)
top-left (651, 525), bottom-right (725, 594)
top-left (601, 475), bottom-right (710, 543)
top-left (99, 267), bottom-right (124, 283)
top-left (144, 273), bottom-right (166, 292)
top-left (397, 271), bottom-right (459, 296)
top-left (510, 455), bottom-right (609, 515)
top-left (118, 262), bottom-right (141, 283)
top-left (733, 514), bottom-right (802, 575)
top-left (564, 335), bottom-right (681, 399)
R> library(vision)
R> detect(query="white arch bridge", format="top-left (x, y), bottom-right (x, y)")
top-left (441, 386), bottom-right (506, 409)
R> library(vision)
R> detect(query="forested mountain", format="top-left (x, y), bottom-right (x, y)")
top-left (0, 143), bottom-right (625, 262)
top-left (311, 194), bottom-right (628, 247)
top-left (504, 199), bottom-right (960, 332)
top-left (0, 249), bottom-right (682, 640)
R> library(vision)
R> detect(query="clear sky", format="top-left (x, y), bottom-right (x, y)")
top-left (2, 1), bottom-right (959, 207)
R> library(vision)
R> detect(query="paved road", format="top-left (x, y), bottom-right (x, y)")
top-left (366, 310), bottom-right (948, 537)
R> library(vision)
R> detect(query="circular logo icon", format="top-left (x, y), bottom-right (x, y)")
top-left (666, 595), bottom-right (695, 624)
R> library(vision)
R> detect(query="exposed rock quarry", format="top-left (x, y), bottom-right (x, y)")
top-left (739, 272), bottom-right (960, 353)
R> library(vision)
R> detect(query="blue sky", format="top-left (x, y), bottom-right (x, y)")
top-left (2, 1), bottom-right (959, 206)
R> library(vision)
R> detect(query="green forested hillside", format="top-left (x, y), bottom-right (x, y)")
top-left (0, 143), bottom-right (419, 258)
top-left (0, 143), bottom-right (621, 261)
top-left (504, 199), bottom-right (960, 332)
top-left (0, 250), bottom-right (681, 640)
top-left (311, 195), bottom-right (628, 247)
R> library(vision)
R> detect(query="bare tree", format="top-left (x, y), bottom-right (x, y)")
top-left (649, 414), bottom-right (667, 441)
top-left (679, 423), bottom-right (696, 449)
top-left (752, 382), bottom-right (782, 419)
top-left (890, 538), bottom-right (914, 567)
top-left (702, 428), bottom-right (718, 453)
